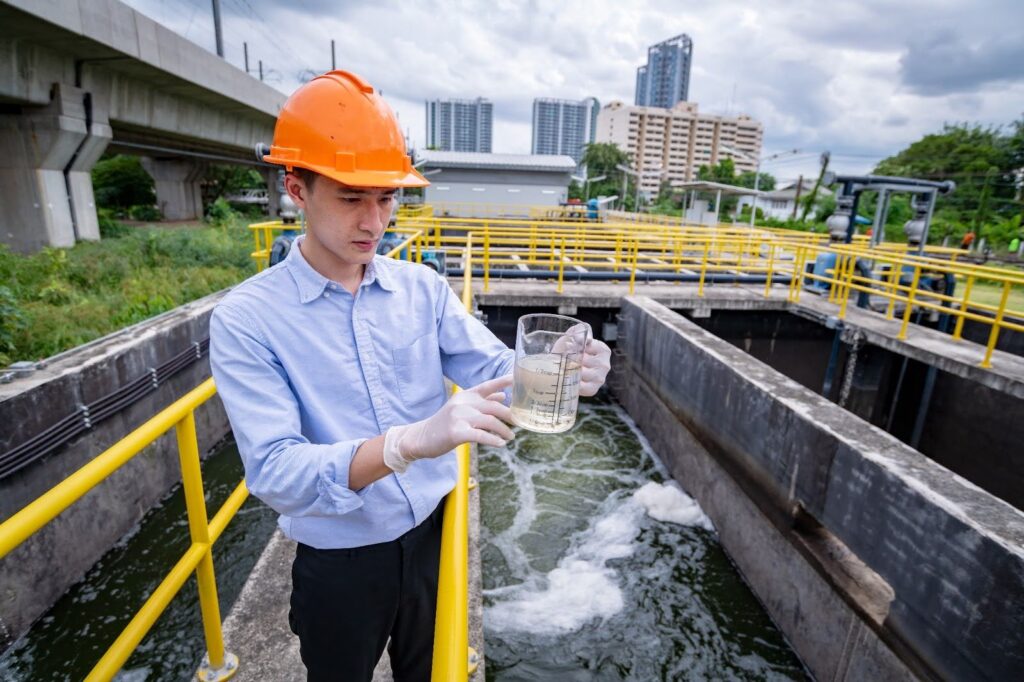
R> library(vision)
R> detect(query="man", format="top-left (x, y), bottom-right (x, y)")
top-left (209, 70), bottom-right (611, 682)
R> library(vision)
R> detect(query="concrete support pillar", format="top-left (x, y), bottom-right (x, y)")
top-left (261, 167), bottom-right (281, 218)
top-left (141, 157), bottom-right (207, 221)
top-left (67, 96), bottom-right (112, 241)
top-left (0, 84), bottom-right (110, 252)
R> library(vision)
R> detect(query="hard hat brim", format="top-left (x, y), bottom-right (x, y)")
top-left (264, 157), bottom-right (430, 189)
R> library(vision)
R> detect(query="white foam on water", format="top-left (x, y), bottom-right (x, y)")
top-left (485, 496), bottom-right (644, 635)
top-left (484, 405), bottom-right (717, 637)
top-left (633, 481), bottom-right (715, 532)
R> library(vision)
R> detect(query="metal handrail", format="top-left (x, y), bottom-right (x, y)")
top-left (432, 231), bottom-right (476, 680)
top-left (0, 378), bottom-right (240, 681)
top-left (0, 239), bottom-right (479, 680)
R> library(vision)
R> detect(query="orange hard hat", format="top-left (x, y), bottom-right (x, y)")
top-left (263, 70), bottom-right (428, 188)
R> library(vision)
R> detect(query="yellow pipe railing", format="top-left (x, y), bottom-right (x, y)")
top-left (3, 234), bottom-right (481, 680)
top-left (432, 231), bottom-right (477, 680)
top-left (0, 378), bottom-right (241, 682)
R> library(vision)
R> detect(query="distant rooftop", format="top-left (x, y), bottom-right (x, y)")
top-left (415, 150), bottom-right (577, 172)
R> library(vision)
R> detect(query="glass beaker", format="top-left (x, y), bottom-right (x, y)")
top-left (511, 313), bottom-right (591, 433)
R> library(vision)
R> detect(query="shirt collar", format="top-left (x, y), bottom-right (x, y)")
top-left (286, 235), bottom-right (398, 304)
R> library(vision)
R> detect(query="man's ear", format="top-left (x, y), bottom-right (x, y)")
top-left (284, 172), bottom-right (307, 210)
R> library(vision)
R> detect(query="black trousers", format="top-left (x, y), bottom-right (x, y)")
top-left (289, 503), bottom-right (444, 682)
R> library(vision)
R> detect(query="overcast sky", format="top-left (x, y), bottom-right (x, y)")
top-left (127, 0), bottom-right (1024, 181)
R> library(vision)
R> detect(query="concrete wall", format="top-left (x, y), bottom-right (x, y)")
top-left (0, 0), bottom-right (284, 251)
top-left (613, 296), bottom-right (1024, 680)
top-left (0, 291), bottom-right (230, 650)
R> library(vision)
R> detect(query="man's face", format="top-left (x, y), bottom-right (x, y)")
top-left (285, 172), bottom-right (396, 266)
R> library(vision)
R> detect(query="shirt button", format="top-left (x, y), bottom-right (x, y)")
top-left (323, 292), bottom-right (330, 298)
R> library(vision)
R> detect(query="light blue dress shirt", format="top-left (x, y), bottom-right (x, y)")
top-left (209, 236), bottom-right (514, 549)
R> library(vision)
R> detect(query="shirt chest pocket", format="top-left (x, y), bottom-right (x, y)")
top-left (392, 333), bottom-right (444, 407)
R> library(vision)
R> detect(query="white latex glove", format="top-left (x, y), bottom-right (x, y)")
top-left (579, 338), bottom-right (611, 397)
top-left (383, 375), bottom-right (515, 474)
top-left (552, 324), bottom-right (611, 398)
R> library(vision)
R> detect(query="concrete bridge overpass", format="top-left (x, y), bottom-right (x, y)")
top-left (0, 0), bottom-right (286, 252)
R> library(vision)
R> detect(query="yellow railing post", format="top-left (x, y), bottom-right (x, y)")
top-left (763, 242), bottom-right (776, 298)
top-left (483, 228), bottom-right (491, 293)
top-left (838, 255), bottom-right (855, 320)
top-left (953, 275), bottom-right (974, 340)
top-left (175, 412), bottom-right (236, 681)
top-left (557, 237), bottom-right (565, 294)
top-left (898, 266), bottom-right (922, 340)
top-left (885, 263), bottom-right (900, 320)
top-left (980, 281), bottom-right (1011, 368)
top-left (629, 238), bottom-right (638, 295)
top-left (698, 237), bottom-right (710, 297)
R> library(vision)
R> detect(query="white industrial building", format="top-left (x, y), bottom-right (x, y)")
top-left (415, 151), bottom-right (576, 216)
top-left (736, 179), bottom-right (833, 220)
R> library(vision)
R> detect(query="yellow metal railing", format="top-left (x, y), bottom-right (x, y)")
top-left (0, 379), bottom-right (245, 682)
top-left (432, 232), bottom-right (477, 680)
top-left (1, 237), bottom-right (479, 680)
top-left (392, 215), bottom-right (1021, 369)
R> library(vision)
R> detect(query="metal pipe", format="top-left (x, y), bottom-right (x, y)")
top-left (821, 324), bottom-right (844, 400)
top-left (833, 174), bottom-right (956, 194)
top-left (211, 0), bottom-right (224, 58)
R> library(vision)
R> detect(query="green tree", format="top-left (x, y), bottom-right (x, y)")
top-left (737, 170), bottom-right (776, 191)
top-left (873, 121), bottom-right (1022, 244)
top-left (696, 157), bottom-right (736, 184)
top-left (581, 142), bottom-right (633, 206)
top-left (203, 165), bottom-right (265, 206)
top-left (92, 155), bottom-right (155, 209)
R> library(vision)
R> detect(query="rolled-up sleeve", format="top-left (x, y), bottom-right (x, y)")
top-left (210, 303), bottom-right (367, 517)
top-left (433, 273), bottom-right (515, 388)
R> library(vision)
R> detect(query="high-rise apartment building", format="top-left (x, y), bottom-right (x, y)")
top-left (425, 97), bottom-right (493, 152)
top-left (531, 97), bottom-right (600, 165)
top-left (635, 34), bottom-right (693, 108)
top-left (596, 100), bottom-right (763, 195)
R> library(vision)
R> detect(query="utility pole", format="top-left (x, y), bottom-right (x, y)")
top-left (331, 40), bottom-right (336, 70)
top-left (801, 151), bottom-right (830, 222)
top-left (258, 60), bottom-right (264, 82)
top-left (211, 0), bottom-right (224, 58)
top-left (791, 174), bottom-right (804, 220)
top-left (243, 42), bottom-right (249, 74)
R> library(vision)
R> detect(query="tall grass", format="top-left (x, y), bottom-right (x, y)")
top-left (0, 222), bottom-right (255, 367)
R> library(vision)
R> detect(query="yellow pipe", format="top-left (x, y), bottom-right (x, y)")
top-left (953, 276), bottom-right (975, 341)
top-left (628, 239), bottom-right (638, 295)
top-left (557, 237), bottom-right (565, 294)
top-left (429, 436), bottom-right (472, 681)
top-left (86, 543), bottom-right (209, 681)
top-left (175, 412), bottom-right (227, 670)
top-left (763, 243), bottom-right (775, 298)
top-left (898, 266), bottom-right (922, 340)
top-left (462, 235), bottom-right (473, 309)
top-left (208, 481), bottom-right (250, 543)
top-left (698, 238), bottom-right (710, 297)
top-left (981, 281), bottom-right (1012, 368)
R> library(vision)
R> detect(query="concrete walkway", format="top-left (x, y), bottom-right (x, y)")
top-left (219, 452), bottom-right (486, 680)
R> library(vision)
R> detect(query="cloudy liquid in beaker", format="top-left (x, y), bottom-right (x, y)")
top-left (511, 353), bottom-right (582, 433)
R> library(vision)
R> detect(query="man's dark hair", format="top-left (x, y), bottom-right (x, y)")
top-left (292, 167), bottom-right (319, 192)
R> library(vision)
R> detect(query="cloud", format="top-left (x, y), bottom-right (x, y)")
top-left (899, 32), bottom-right (1024, 96)
top-left (122, 0), bottom-right (1024, 180)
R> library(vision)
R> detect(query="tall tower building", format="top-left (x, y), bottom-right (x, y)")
top-left (596, 100), bottom-right (763, 196)
top-left (531, 97), bottom-right (600, 166)
top-left (635, 34), bottom-right (694, 108)
top-left (425, 97), bottom-right (493, 152)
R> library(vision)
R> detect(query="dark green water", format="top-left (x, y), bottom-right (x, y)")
top-left (0, 440), bottom-right (277, 681)
top-left (480, 400), bottom-right (809, 681)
